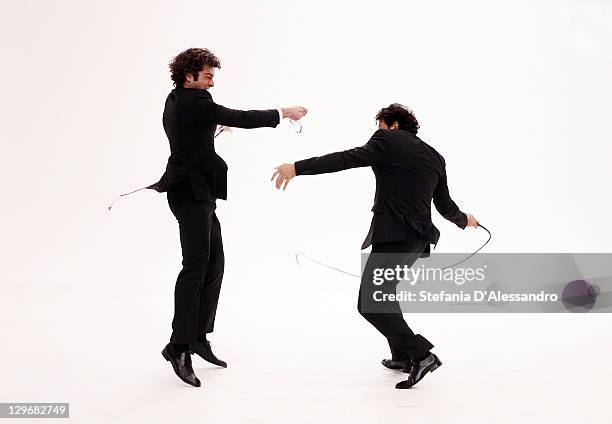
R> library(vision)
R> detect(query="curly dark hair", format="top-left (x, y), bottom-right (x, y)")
top-left (375, 103), bottom-right (420, 134)
top-left (169, 48), bottom-right (221, 87)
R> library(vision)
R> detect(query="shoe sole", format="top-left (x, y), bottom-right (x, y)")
top-left (189, 350), bottom-right (228, 368)
top-left (162, 348), bottom-right (201, 387)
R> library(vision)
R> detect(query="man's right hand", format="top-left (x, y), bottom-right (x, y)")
top-left (466, 213), bottom-right (479, 228)
top-left (281, 106), bottom-right (308, 121)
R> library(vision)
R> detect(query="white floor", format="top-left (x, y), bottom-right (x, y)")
top-left (2, 257), bottom-right (611, 424)
top-left (2, 0), bottom-right (612, 422)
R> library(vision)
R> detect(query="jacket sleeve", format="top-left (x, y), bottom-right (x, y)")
top-left (433, 156), bottom-right (468, 229)
top-left (295, 130), bottom-right (387, 175)
top-left (196, 91), bottom-right (280, 128)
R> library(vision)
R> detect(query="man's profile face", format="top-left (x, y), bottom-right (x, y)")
top-left (184, 65), bottom-right (216, 89)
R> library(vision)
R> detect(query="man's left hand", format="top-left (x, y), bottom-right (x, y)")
top-left (271, 163), bottom-right (296, 190)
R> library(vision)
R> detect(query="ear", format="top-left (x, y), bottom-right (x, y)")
top-left (185, 73), bottom-right (194, 82)
top-left (391, 121), bottom-right (399, 130)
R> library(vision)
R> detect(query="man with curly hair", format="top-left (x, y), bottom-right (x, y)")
top-left (271, 103), bottom-right (478, 390)
top-left (153, 48), bottom-right (307, 387)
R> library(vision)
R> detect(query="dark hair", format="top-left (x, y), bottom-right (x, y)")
top-left (375, 103), bottom-right (420, 134)
top-left (169, 48), bottom-right (221, 87)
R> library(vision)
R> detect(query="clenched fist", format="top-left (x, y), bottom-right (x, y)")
top-left (281, 106), bottom-right (308, 121)
top-left (466, 213), bottom-right (479, 228)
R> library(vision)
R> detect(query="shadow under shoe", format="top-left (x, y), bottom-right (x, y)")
top-left (395, 353), bottom-right (442, 389)
top-left (161, 343), bottom-right (201, 387)
top-left (381, 358), bottom-right (411, 370)
top-left (189, 341), bottom-right (227, 368)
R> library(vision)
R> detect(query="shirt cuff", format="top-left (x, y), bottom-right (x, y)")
top-left (277, 108), bottom-right (283, 122)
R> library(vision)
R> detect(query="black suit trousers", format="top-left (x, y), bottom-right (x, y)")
top-left (167, 182), bottom-right (224, 344)
top-left (357, 237), bottom-right (434, 362)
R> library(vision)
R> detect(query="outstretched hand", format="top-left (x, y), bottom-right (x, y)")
top-left (271, 163), bottom-right (296, 191)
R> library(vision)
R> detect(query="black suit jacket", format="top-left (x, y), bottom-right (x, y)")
top-left (295, 129), bottom-right (467, 254)
top-left (149, 86), bottom-right (280, 201)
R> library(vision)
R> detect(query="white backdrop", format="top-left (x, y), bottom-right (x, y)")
top-left (1, 0), bottom-right (611, 422)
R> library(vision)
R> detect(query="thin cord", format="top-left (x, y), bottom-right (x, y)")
top-left (292, 224), bottom-right (492, 277)
top-left (107, 126), bottom-right (228, 212)
top-left (440, 223), bottom-right (492, 269)
top-left (214, 126), bottom-right (225, 138)
top-left (107, 187), bottom-right (151, 211)
top-left (289, 119), bottom-right (302, 133)
top-left (292, 250), bottom-right (361, 277)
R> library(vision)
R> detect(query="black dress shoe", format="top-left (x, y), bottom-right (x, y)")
top-left (381, 358), bottom-right (411, 370)
top-left (161, 343), bottom-right (201, 387)
top-left (395, 353), bottom-right (442, 389)
top-left (189, 341), bottom-right (227, 368)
